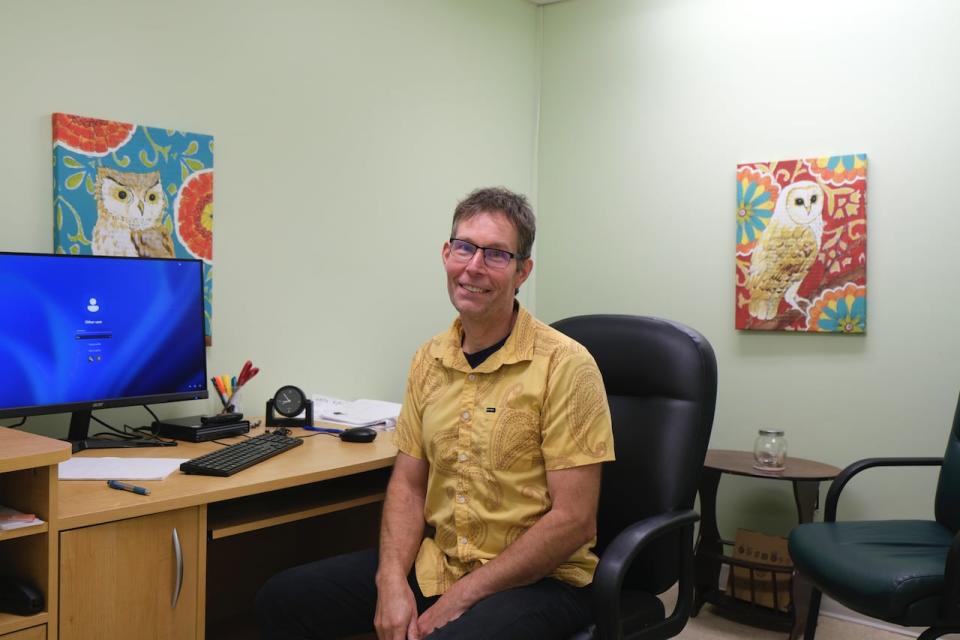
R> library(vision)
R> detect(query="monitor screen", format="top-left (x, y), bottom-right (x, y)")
top-left (0, 253), bottom-right (208, 438)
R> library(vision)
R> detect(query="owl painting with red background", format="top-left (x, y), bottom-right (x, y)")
top-left (735, 154), bottom-right (866, 333)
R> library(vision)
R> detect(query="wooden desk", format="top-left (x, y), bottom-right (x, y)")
top-left (0, 428), bottom-right (71, 640)
top-left (692, 449), bottom-right (840, 640)
top-left (56, 425), bottom-right (397, 640)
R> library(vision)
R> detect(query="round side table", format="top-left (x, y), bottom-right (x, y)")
top-left (692, 449), bottom-right (840, 640)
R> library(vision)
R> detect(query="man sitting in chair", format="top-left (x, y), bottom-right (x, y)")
top-left (257, 187), bottom-right (614, 639)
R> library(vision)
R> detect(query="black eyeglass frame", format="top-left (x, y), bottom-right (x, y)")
top-left (448, 238), bottom-right (527, 269)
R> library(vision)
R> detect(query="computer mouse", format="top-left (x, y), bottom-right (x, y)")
top-left (339, 426), bottom-right (378, 443)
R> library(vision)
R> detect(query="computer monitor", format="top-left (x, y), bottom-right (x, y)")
top-left (0, 252), bottom-right (208, 451)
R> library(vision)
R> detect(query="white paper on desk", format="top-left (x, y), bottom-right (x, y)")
top-left (58, 457), bottom-right (188, 481)
top-left (320, 398), bottom-right (401, 428)
top-left (311, 394), bottom-right (349, 419)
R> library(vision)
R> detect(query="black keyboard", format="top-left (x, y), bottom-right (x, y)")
top-left (180, 432), bottom-right (303, 476)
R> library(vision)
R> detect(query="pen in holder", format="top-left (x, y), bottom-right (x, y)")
top-left (223, 387), bottom-right (242, 414)
top-left (211, 375), bottom-right (232, 413)
top-left (212, 361), bottom-right (260, 415)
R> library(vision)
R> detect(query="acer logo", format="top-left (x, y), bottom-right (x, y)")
top-left (92, 402), bottom-right (104, 408)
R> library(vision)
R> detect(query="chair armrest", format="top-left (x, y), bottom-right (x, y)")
top-left (824, 457), bottom-right (943, 522)
top-left (593, 509), bottom-right (699, 640)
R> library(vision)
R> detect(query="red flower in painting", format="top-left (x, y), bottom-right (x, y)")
top-left (175, 170), bottom-right (214, 262)
top-left (52, 113), bottom-right (135, 156)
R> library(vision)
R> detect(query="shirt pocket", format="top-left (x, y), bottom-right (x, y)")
top-left (486, 382), bottom-right (543, 472)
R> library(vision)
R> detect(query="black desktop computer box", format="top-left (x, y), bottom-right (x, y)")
top-left (152, 416), bottom-right (250, 442)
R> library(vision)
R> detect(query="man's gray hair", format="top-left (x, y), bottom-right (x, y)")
top-left (451, 187), bottom-right (536, 262)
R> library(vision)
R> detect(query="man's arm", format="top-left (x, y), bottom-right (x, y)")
top-left (375, 451), bottom-right (429, 640)
top-left (414, 462), bottom-right (602, 637)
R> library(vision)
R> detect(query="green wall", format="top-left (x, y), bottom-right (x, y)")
top-left (0, 0), bottom-right (540, 434)
top-left (5, 0), bottom-right (960, 533)
top-left (536, 0), bottom-right (960, 529)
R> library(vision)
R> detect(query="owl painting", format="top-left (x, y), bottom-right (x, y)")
top-left (745, 180), bottom-right (825, 320)
top-left (92, 167), bottom-right (174, 258)
top-left (53, 113), bottom-right (215, 342)
top-left (736, 155), bottom-right (867, 332)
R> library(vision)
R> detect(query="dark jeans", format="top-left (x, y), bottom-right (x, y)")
top-left (256, 548), bottom-right (593, 639)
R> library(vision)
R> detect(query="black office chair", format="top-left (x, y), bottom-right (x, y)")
top-left (788, 392), bottom-right (960, 640)
top-left (552, 315), bottom-right (717, 640)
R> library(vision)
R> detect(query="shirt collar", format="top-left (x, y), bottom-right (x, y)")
top-left (431, 304), bottom-right (536, 373)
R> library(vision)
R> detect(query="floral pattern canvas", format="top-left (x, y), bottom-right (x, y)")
top-left (735, 154), bottom-right (866, 332)
top-left (52, 113), bottom-right (214, 344)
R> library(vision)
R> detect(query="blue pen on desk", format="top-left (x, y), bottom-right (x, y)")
top-left (107, 480), bottom-right (150, 496)
top-left (303, 425), bottom-right (344, 435)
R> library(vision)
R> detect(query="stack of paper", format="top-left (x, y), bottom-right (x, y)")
top-left (0, 505), bottom-right (44, 531)
top-left (311, 395), bottom-right (349, 419)
top-left (311, 395), bottom-right (401, 429)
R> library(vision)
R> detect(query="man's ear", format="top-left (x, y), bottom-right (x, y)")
top-left (515, 258), bottom-right (533, 292)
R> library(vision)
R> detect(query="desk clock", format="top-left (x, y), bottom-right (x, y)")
top-left (266, 385), bottom-right (314, 427)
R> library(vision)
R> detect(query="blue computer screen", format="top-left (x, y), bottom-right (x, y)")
top-left (0, 253), bottom-right (207, 416)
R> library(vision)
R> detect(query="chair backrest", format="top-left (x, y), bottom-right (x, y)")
top-left (551, 315), bottom-right (717, 593)
top-left (935, 391), bottom-right (960, 532)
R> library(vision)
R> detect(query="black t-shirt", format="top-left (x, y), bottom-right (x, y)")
top-left (464, 333), bottom-right (509, 369)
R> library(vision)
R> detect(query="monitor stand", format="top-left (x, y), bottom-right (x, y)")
top-left (66, 410), bottom-right (176, 453)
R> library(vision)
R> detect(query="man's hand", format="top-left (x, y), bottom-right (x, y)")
top-left (412, 584), bottom-right (471, 637)
top-left (374, 574), bottom-right (418, 640)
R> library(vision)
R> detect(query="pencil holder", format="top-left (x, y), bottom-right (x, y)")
top-left (225, 388), bottom-right (242, 414)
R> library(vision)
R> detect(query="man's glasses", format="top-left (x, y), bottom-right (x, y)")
top-left (448, 238), bottom-right (522, 270)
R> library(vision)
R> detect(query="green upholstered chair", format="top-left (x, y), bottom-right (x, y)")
top-left (788, 393), bottom-right (960, 640)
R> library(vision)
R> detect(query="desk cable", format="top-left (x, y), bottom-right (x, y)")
top-left (87, 406), bottom-right (177, 447)
top-left (0, 416), bottom-right (27, 428)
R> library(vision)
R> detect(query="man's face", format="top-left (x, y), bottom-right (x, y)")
top-left (442, 211), bottom-right (532, 324)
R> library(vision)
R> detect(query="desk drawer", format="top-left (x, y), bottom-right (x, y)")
top-left (60, 507), bottom-right (201, 640)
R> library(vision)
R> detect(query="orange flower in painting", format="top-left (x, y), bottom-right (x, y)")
top-left (52, 113), bottom-right (135, 156)
top-left (805, 154), bottom-right (867, 185)
top-left (806, 283), bottom-right (866, 333)
top-left (175, 169), bottom-right (214, 262)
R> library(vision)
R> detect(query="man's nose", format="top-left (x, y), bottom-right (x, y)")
top-left (465, 250), bottom-right (486, 271)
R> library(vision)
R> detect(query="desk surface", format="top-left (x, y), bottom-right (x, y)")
top-left (0, 426), bottom-right (71, 473)
top-left (59, 425), bottom-right (397, 530)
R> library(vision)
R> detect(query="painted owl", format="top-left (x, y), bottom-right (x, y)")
top-left (746, 180), bottom-right (825, 320)
top-left (92, 167), bottom-right (174, 258)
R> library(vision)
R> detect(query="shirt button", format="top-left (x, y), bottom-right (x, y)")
top-left (461, 410), bottom-right (470, 421)
top-left (468, 374), bottom-right (476, 381)
top-left (456, 494), bottom-right (466, 504)
top-left (459, 537), bottom-right (468, 545)
top-left (458, 453), bottom-right (467, 462)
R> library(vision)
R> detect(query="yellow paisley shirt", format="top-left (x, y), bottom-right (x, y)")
top-left (394, 305), bottom-right (615, 597)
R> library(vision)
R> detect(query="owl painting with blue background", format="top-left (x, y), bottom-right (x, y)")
top-left (52, 113), bottom-right (214, 344)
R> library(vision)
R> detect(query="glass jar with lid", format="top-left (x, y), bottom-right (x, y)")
top-left (753, 429), bottom-right (787, 471)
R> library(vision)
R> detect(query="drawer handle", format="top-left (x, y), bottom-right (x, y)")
top-left (172, 526), bottom-right (183, 608)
